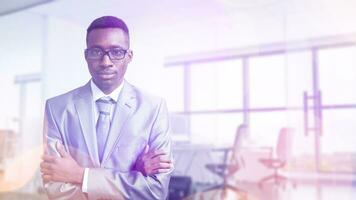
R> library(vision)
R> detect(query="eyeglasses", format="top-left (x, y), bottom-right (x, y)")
top-left (85, 47), bottom-right (128, 60)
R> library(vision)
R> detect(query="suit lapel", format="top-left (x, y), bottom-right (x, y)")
top-left (74, 81), bottom-right (100, 166)
top-left (102, 81), bottom-right (137, 165)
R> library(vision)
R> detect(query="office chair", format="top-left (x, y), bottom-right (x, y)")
top-left (258, 127), bottom-right (294, 188)
top-left (204, 124), bottom-right (248, 199)
top-left (168, 176), bottom-right (192, 200)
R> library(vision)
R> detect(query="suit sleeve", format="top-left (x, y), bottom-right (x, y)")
top-left (86, 99), bottom-right (173, 200)
top-left (43, 100), bottom-right (87, 200)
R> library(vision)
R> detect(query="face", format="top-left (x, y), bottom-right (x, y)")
top-left (85, 28), bottom-right (133, 94)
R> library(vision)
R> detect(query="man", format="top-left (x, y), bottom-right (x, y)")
top-left (40, 16), bottom-right (173, 200)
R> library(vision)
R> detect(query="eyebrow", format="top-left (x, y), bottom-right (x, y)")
top-left (109, 45), bottom-right (125, 49)
top-left (89, 45), bottom-right (126, 49)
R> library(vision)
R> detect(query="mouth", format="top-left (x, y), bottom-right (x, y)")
top-left (97, 72), bottom-right (116, 79)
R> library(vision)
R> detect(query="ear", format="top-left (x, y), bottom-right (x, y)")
top-left (126, 49), bottom-right (133, 63)
top-left (84, 50), bottom-right (89, 62)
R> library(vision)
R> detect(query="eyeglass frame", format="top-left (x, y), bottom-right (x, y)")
top-left (84, 47), bottom-right (129, 61)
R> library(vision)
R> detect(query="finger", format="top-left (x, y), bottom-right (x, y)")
top-left (42, 174), bottom-right (52, 182)
top-left (40, 163), bottom-right (56, 175)
top-left (40, 161), bottom-right (44, 168)
top-left (40, 167), bottom-right (52, 175)
top-left (56, 141), bottom-right (67, 158)
top-left (152, 155), bottom-right (171, 163)
top-left (40, 162), bottom-right (52, 170)
top-left (140, 145), bottom-right (150, 160)
top-left (149, 150), bottom-right (167, 159)
top-left (153, 168), bottom-right (171, 174)
top-left (40, 167), bottom-right (47, 173)
top-left (157, 168), bottom-right (171, 173)
top-left (43, 145), bottom-right (49, 155)
top-left (49, 174), bottom-right (64, 183)
top-left (152, 162), bottom-right (172, 170)
top-left (152, 149), bottom-right (165, 155)
top-left (42, 177), bottom-right (49, 184)
top-left (144, 145), bottom-right (149, 154)
top-left (42, 155), bottom-right (56, 163)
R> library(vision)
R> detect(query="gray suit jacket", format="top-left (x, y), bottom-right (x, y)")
top-left (43, 80), bottom-right (172, 200)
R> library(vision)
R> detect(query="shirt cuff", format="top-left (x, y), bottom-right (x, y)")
top-left (81, 168), bottom-right (89, 193)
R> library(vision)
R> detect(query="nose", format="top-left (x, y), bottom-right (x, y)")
top-left (99, 54), bottom-right (113, 68)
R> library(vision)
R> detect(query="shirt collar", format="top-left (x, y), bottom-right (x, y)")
top-left (90, 79), bottom-right (123, 103)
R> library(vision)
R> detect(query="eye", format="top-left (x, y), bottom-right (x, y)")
top-left (110, 48), bottom-right (125, 56)
top-left (88, 48), bottom-right (103, 56)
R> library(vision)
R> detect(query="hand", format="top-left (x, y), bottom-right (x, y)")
top-left (40, 142), bottom-right (84, 184)
top-left (134, 145), bottom-right (173, 176)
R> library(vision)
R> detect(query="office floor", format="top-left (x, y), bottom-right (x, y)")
top-left (187, 181), bottom-right (356, 200)
top-left (0, 183), bottom-right (354, 200)
top-left (0, 192), bottom-right (47, 200)
top-left (0, 177), bottom-right (355, 199)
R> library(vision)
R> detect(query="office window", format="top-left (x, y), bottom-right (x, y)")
top-left (188, 59), bottom-right (243, 145)
top-left (216, 60), bottom-right (244, 110)
top-left (190, 60), bottom-right (243, 111)
top-left (190, 62), bottom-right (216, 111)
top-left (285, 110), bottom-right (316, 157)
top-left (164, 66), bottom-right (184, 112)
top-left (249, 112), bottom-right (288, 147)
top-left (190, 113), bottom-right (243, 146)
top-left (249, 55), bottom-right (286, 108)
top-left (22, 81), bottom-right (42, 149)
top-left (285, 52), bottom-right (313, 107)
top-left (322, 110), bottom-right (356, 153)
top-left (320, 109), bottom-right (356, 173)
top-left (318, 46), bottom-right (356, 105)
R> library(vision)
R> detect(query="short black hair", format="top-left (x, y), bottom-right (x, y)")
top-left (86, 16), bottom-right (130, 43)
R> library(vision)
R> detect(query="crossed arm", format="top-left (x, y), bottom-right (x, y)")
top-left (40, 142), bottom-right (172, 184)
top-left (41, 100), bottom-right (173, 199)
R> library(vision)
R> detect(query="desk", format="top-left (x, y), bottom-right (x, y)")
top-left (173, 144), bottom-right (273, 184)
top-left (233, 147), bottom-right (273, 182)
top-left (0, 130), bottom-right (16, 171)
top-left (173, 144), bottom-right (219, 184)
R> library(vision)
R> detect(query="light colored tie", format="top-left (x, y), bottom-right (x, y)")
top-left (96, 97), bottom-right (114, 162)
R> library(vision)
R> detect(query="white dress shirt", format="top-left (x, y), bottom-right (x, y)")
top-left (82, 79), bottom-right (123, 193)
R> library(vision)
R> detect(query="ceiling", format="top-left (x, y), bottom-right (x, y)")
top-left (0, 0), bottom-right (54, 16)
top-left (25, 0), bottom-right (229, 26)
top-left (1, 0), bottom-right (318, 28)
top-left (3, 0), bottom-right (355, 39)
top-left (15, 0), bottom-right (293, 27)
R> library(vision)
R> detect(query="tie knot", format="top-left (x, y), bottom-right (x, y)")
top-left (96, 97), bottom-right (114, 115)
